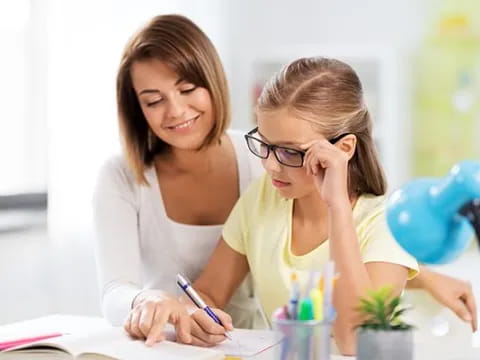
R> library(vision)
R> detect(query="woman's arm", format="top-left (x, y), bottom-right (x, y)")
top-left (93, 159), bottom-right (147, 325)
top-left (93, 159), bottom-right (176, 335)
top-left (135, 236), bottom-right (248, 348)
top-left (407, 265), bottom-right (477, 331)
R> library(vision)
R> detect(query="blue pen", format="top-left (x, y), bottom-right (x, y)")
top-left (176, 273), bottom-right (232, 340)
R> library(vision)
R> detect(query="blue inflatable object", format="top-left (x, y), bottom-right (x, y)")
top-left (386, 161), bottom-right (480, 264)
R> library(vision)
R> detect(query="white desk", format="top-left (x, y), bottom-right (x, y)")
top-left (0, 315), bottom-right (478, 359)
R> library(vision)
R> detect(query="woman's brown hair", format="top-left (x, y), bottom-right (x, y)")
top-left (256, 57), bottom-right (387, 196)
top-left (117, 14), bottom-right (230, 184)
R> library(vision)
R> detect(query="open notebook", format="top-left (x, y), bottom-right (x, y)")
top-left (0, 326), bottom-right (283, 359)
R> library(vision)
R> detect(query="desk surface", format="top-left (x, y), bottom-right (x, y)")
top-left (1, 315), bottom-right (478, 360)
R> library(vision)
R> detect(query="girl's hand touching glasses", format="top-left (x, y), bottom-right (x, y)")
top-left (300, 138), bottom-right (351, 209)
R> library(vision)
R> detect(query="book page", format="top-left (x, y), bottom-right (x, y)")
top-left (160, 324), bottom-right (283, 357)
top-left (77, 332), bottom-right (223, 360)
top-left (4, 328), bottom-right (223, 360)
top-left (214, 329), bottom-right (283, 357)
top-left (2, 319), bottom-right (282, 359)
top-left (0, 315), bottom-right (111, 354)
top-left (0, 350), bottom-right (69, 360)
top-left (0, 315), bottom-right (109, 343)
top-left (1, 328), bottom-right (118, 358)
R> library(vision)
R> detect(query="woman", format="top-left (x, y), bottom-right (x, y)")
top-left (93, 14), bottom-right (263, 340)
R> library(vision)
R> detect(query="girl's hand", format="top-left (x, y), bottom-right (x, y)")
top-left (300, 139), bottom-right (350, 208)
top-left (124, 296), bottom-right (191, 346)
top-left (175, 308), bottom-right (234, 347)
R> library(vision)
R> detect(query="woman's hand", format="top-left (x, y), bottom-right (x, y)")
top-left (124, 296), bottom-right (191, 346)
top-left (175, 308), bottom-right (234, 347)
top-left (412, 268), bottom-right (478, 332)
top-left (300, 139), bottom-right (350, 208)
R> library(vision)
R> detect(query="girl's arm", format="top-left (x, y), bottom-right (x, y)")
top-left (170, 238), bottom-right (249, 346)
top-left (302, 138), bottom-right (411, 355)
top-left (328, 202), bottom-right (409, 355)
top-left (193, 237), bottom-right (250, 309)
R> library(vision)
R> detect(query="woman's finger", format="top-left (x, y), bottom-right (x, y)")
top-left (174, 314), bottom-right (192, 345)
top-left (129, 309), bottom-right (145, 339)
top-left (462, 288), bottom-right (478, 332)
top-left (123, 312), bottom-right (133, 336)
top-left (450, 298), bottom-right (473, 324)
top-left (145, 305), bottom-right (170, 346)
top-left (138, 301), bottom-right (156, 339)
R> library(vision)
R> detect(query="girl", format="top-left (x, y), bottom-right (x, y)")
top-left (185, 58), bottom-right (418, 355)
top-left (173, 56), bottom-right (420, 355)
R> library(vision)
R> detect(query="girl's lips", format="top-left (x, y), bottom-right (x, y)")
top-left (272, 178), bottom-right (291, 188)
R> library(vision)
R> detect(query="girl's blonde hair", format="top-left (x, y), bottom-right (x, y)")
top-left (117, 14), bottom-right (230, 184)
top-left (256, 57), bottom-right (387, 196)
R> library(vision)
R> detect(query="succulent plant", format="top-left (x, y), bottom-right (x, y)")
top-left (356, 286), bottom-right (413, 331)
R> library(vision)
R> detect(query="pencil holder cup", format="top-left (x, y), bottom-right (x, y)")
top-left (272, 317), bottom-right (331, 360)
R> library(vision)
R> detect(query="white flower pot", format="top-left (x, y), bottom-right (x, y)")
top-left (357, 328), bottom-right (413, 360)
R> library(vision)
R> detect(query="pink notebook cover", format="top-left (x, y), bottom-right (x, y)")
top-left (0, 333), bottom-right (63, 351)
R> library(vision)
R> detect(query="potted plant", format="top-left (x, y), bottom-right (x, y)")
top-left (356, 286), bottom-right (414, 360)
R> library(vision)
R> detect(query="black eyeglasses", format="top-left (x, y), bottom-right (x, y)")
top-left (244, 127), bottom-right (349, 168)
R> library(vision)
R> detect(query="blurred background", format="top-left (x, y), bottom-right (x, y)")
top-left (0, 0), bottom-right (479, 345)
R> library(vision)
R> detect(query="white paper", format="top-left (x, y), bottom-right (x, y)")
top-left (214, 329), bottom-right (283, 357)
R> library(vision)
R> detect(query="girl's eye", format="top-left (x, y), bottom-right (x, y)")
top-left (283, 149), bottom-right (300, 156)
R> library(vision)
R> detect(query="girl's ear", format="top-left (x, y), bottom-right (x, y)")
top-left (337, 134), bottom-right (357, 160)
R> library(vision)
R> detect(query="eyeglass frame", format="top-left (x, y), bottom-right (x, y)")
top-left (244, 127), bottom-right (350, 168)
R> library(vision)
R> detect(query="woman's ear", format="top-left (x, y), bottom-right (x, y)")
top-left (338, 134), bottom-right (357, 160)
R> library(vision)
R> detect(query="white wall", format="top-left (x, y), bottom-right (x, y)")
top-left (0, 0), bottom-right (47, 194)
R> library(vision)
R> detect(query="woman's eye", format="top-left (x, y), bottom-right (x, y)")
top-left (146, 99), bottom-right (162, 107)
top-left (181, 86), bottom-right (196, 94)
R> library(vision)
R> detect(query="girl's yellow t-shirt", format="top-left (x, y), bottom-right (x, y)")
top-left (222, 174), bottom-right (419, 322)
